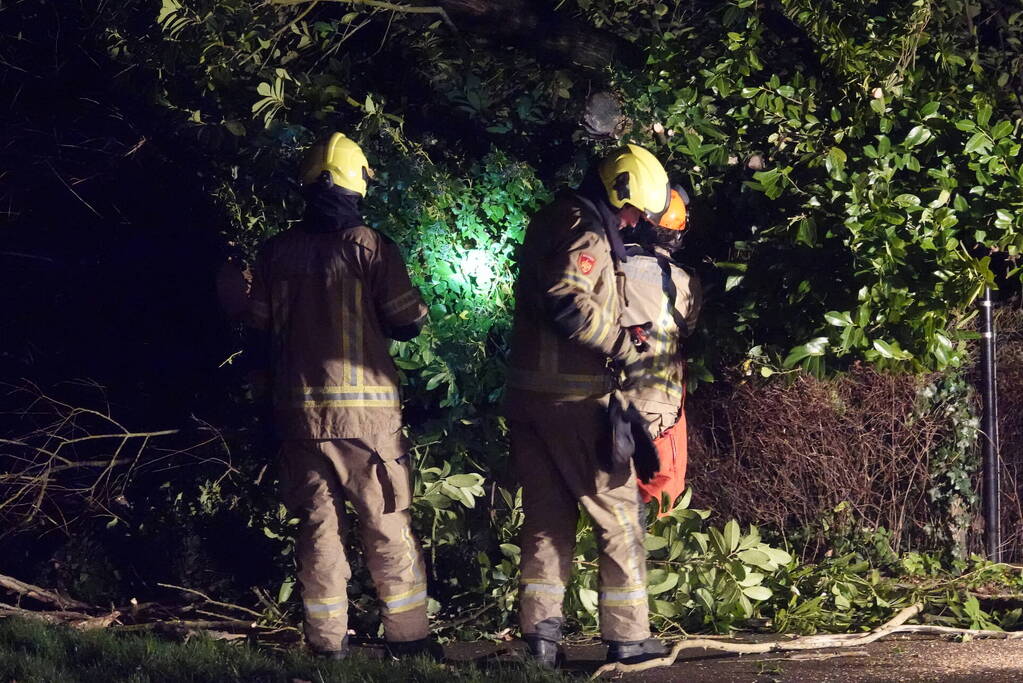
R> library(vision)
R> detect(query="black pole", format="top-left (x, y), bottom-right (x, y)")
top-left (980, 286), bottom-right (1002, 562)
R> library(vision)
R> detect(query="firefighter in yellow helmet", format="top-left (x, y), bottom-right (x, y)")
top-left (246, 133), bottom-right (436, 659)
top-left (503, 144), bottom-right (671, 667)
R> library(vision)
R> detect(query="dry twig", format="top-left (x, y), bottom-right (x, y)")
top-left (0, 380), bottom-right (234, 532)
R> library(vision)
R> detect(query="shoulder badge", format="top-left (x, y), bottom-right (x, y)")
top-left (578, 253), bottom-right (596, 275)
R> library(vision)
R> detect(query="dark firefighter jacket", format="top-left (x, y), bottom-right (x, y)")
top-left (503, 190), bottom-right (640, 415)
top-left (247, 225), bottom-right (427, 439)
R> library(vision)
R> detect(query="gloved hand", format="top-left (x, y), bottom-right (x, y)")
top-left (605, 391), bottom-right (659, 482)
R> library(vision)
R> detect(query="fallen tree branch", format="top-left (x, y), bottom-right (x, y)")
top-left (0, 601), bottom-right (92, 624)
top-left (157, 582), bottom-right (264, 620)
top-left (592, 604), bottom-right (924, 678)
top-left (0, 573), bottom-right (95, 611)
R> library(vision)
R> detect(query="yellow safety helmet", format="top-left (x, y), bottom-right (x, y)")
top-left (299, 132), bottom-right (372, 196)
top-left (598, 144), bottom-right (670, 222)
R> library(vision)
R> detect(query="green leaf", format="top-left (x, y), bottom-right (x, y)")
top-left (644, 533), bottom-right (669, 551)
top-left (737, 548), bottom-right (772, 568)
top-left (738, 571), bottom-right (766, 587)
top-left (782, 337), bottom-right (829, 368)
top-left (723, 520), bottom-right (740, 552)
top-left (825, 311), bottom-right (854, 327)
top-left (695, 587), bottom-right (715, 612)
top-left (903, 125), bottom-right (930, 147)
top-left (708, 527), bottom-right (728, 555)
top-left (764, 547), bottom-right (793, 565)
top-left (978, 104), bottom-right (993, 127)
top-left (446, 473), bottom-right (482, 488)
top-left (873, 339), bottom-right (913, 360)
top-left (578, 587), bottom-right (598, 614)
top-left (277, 578), bottom-right (296, 604)
top-left (742, 585), bottom-right (773, 601)
top-left (652, 599), bottom-right (678, 617)
top-left (992, 120), bottom-right (1014, 139)
top-left (648, 571), bottom-right (679, 595)
top-left (965, 131), bottom-right (990, 154)
top-left (499, 543), bottom-right (520, 558)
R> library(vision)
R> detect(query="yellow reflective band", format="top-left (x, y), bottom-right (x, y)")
top-left (289, 385), bottom-right (400, 408)
top-left (382, 582), bottom-right (427, 614)
top-left (522, 583), bottom-right (566, 595)
top-left (306, 604), bottom-right (347, 619)
top-left (304, 595), bottom-right (346, 605)
top-left (600, 598), bottom-right (648, 608)
top-left (386, 597), bottom-right (427, 615)
top-left (560, 272), bottom-right (593, 293)
top-left (300, 399), bottom-right (400, 407)
top-left (380, 583), bottom-right (427, 604)
top-left (580, 309), bottom-right (607, 346)
top-left (295, 385), bottom-right (395, 395)
top-left (599, 584), bottom-right (647, 607)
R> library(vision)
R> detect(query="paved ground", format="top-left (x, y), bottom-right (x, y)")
top-left (433, 634), bottom-right (1023, 682)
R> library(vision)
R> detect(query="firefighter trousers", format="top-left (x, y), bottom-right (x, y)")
top-left (510, 399), bottom-right (650, 643)
top-left (279, 436), bottom-right (428, 652)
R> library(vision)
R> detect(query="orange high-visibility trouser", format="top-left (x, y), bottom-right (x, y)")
top-left (279, 436), bottom-right (428, 652)
top-left (510, 399), bottom-right (650, 643)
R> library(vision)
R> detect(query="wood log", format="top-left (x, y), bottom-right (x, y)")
top-left (0, 573), bottom-right (94, 611)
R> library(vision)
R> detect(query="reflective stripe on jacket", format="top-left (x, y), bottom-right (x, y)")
top-left (248, 225), bottom-right (427, 439)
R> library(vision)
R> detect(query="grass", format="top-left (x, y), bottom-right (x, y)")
top-left (0, 618), bottom-right (566, 683)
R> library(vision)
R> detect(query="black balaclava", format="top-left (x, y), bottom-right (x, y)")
top-left (301, 179), bottom-right (364, 233)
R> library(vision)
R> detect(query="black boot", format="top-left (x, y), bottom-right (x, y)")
top-left (385, 637), bottom-right (444, 661)
top-left (605, 638), bottom-right (667, 665)
top-left (523, 635), bottom-right (562, 669)
top-left (312, 635), bottom-right (350, 660)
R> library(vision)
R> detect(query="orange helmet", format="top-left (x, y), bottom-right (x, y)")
top-left (657, 187), bottom-right (689, 231)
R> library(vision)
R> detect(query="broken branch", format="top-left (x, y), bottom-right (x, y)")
top-left (591, 603), bottom-right (923, 678)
